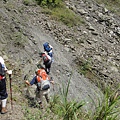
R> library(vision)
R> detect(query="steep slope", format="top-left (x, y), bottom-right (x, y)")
top-left (0, 0), bottom-right (119, 119)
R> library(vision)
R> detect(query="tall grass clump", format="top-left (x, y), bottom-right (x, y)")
top-left (92, 85), bottom-right (120, 120)
top-left (50, 78), bottom-right (85, 120)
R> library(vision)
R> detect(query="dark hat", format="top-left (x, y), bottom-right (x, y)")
top-left (39, 52), bottom-right (45, 57)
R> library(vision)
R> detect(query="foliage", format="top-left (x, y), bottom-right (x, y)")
top-left (36, 0), bottom-right (62, 6)
top-left (37, 0), bottom-right (84, 27)
top-left (51, 6), bottom-right (84, 27)
top-left (23, 0), bottom-right (31, 5)
top-left (23, 107), bottom-right (42, 120)
top-left (92, 86), bottom-right (120, 120)
top-left (23, 0), bottom-right (36, 6)
top-left (22, 78), bottom-right (120, 120)
top-left (49, 78), bottom-right (85, 120)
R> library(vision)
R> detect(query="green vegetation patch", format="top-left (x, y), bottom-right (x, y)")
top-left (95, 0), bottom-right (120, 15)
top-left (40, 1), bottom-right (84, 27)
top-left (51, 6), bottom-right (84, 27)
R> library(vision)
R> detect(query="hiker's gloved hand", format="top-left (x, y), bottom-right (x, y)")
top-left (50, 80), bottom-right (54, 85)
top-left (7, 70), bottom-right (12, 75)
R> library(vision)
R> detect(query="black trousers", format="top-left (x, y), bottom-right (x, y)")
top-left (0, 78), bottom-right (8, 100)
top-left (44, 61), bottom-right (52, 74)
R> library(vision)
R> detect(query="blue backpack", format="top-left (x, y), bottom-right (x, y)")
top-left (43, 42), bottom-right (52, 52)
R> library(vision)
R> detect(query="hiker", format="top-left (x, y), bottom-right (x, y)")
top-left (0, 56), bottom-right (12, 114)
top-left (39, 52), bottom-right (52, 74)
top-left (25, 67), bottom-right (54, 109)
top-left (43, 42), bottom-right (53, 61)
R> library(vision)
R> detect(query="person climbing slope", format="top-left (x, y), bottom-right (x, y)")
top-left (25, 67), bottom-right (54, 109)
top-left (43, 42), bottom-right (54, 62)
top-left (39, 52), bottom-right (52, 74)
top-left (0, 56), bottom-right (12, 114)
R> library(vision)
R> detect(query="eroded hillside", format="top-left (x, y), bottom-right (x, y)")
top-left (0, 0), bottom-right (119, 119)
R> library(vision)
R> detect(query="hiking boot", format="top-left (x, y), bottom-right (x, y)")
top-left (38, 101), bottom-right (43, 109)
top-left (1, 107), bottom-right (7, 114)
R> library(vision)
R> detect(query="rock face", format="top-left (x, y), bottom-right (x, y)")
top-left (42, 0), bottom-right (120, 88)
top-left (0, 0), bottom-right (119, 119)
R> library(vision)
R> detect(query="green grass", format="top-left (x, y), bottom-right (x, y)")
top-left (40, 1), bottom-right (84, 27)
top-left (95, 0), bottom-right (120, 15)
top-left (22, 76), bottom-right (120, 120)
top-left (51, 7), bottom-right (84, 27)
top-left (92, 86), bottom-right (120, 120)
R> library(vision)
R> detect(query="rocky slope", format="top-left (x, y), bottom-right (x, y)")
top-left (0, 0), bottom-right (119, 119)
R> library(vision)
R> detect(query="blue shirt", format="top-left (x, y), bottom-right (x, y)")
top-left (30, 76), bottom-right (37, 85)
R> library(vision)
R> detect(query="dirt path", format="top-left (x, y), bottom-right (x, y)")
top-left (28, 25), bottom-right (103, 110)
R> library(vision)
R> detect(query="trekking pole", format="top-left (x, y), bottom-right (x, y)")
top-left (9, 73), bottom-right (13, 110)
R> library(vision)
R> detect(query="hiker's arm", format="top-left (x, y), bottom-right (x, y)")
top-left (26, 76), bottom-right (36, 86)
top-left (50, 78), bottom-right (54, 85)
top-left (50, 80), bottom-right (54, 85)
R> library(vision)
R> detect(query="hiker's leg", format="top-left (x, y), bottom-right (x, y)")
top-left (36, 90), bottom-right (43, 103)
top-left (35, 89), bottom-right (41, 103)
top-left (44, 89), bottom-right (50, 103)
top-left (47, 67), bottom-right (50, 74)
top-left (46, 63), bottom-right (51, 74)
top-left (39, 90), bottom-right (44, 109)
top-left (44, 64), bottom-right (48, 73)
top-left (1, 98), bottom-right (7, 114)
top-left (45, 64), bottom-right (49, 74)
top-left (36, 90), bottom-right (43, 109)
top-left (39, 90), bottom-right (44, 103)
top-left (0, 79), bottom-right (8, 114)
top-left (48, 62), bottom-right (52, 74)
top-left (45, 94), bottom-right (49, 103)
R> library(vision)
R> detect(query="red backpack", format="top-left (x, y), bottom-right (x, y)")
top-left (36, 70), bottom-right (50, 90)
top-left (42, 54), bottom-right (49, 63)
